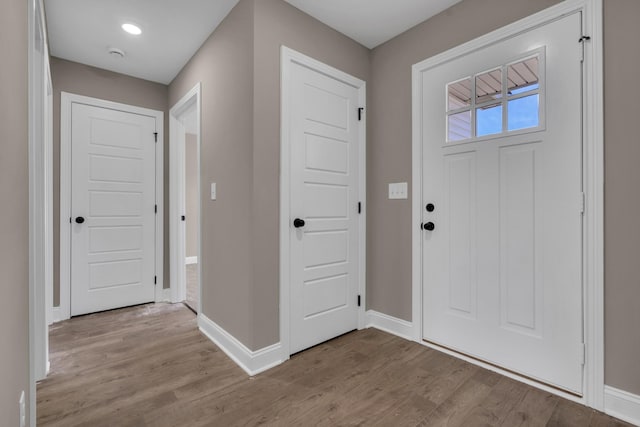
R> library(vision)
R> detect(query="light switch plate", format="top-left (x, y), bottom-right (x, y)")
top-left (210, 183), bottom-right (217, 200)
top-left (389, 182), bottom-right (408, 200)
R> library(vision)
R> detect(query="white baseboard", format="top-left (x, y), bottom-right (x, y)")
top-left (605, 386), bottom-right (640, 426)
top-left (198, 313), bottom-right (283, 376)
top-left (185, 256), bottom-right (198, 265)
top-left (157, 287), bottom-right (172, 303)
top-left (51, 306), bottom-right (68, 324)
top-left (365, 310), bottom-right (414, 341)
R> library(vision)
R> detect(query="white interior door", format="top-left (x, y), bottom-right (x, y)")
top-left (71, 102), bottom-right (158, 316)
top-left (288, 60), bottom-right (362, 354)
top-left (421, 13), bottom-right (584, 393)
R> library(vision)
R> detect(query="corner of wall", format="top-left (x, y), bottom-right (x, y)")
top-left (0, 0), bottom-right (30, 424)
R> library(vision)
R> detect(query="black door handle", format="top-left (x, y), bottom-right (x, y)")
top-left (75, 216), bottom-right (85, 224)
top-left (293, 218), bottom-right (305, 228)
top-left (423, 222), bottom-right (435, 231)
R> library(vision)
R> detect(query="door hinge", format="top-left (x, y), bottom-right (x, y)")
top-left (154, 275), bottom-right (157, 285)
top-left (155, 204), bottom-right (158, 214)
top-left (357, 295), bottom-right (361, 307)
top-left (358, 202), bottom-right (362, 214)
top-left (358, 107), bottom-right (364, 121)
top-left (154, 132), bottom-right (158, 143)
top-left (580, 192), bottom-right (585, 215)
top-left (579, 342), bottom-right (586, 366)
top-left (578, 35), bottom-right (591, 63)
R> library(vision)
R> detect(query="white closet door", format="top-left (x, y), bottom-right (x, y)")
top-left (71, 102), bottom-right (157, 316)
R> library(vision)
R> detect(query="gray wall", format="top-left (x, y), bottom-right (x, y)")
top-left (603, 0), bottom-right (640, 396)
top-left (169, 0), bottom-right (370, 350)
top-left (0, 0), bottom-right (30, 423)
top-left (251, 0), bottom-right (370, 349)
top-left (185, 133), bottom-right (199, 258)
top-left (169, 0), bottom-right (256, 346)
top-left (50, 57), bottom-right (170, 304)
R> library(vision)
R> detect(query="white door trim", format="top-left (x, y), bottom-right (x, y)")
top-left (411, 0), bottom-right (604, 409)
top-left (29, 0), bottom-right (52, 423)
top-left (280, 46), bottom-right (367, 361)
top-left (59, 92), bottom-right (165, 320)
top-left (169, 83), bottom-right (202, 311)
top-left (45, 57), bottom-right (54, 330)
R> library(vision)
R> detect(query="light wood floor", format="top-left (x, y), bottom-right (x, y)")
top-left (37, 303), bottom-right (631, 427)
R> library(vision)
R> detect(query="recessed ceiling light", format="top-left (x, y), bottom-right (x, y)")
top-left (122, 23), bottom-right (142, 35)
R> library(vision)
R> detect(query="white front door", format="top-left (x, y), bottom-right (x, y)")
top-left (420, 13), bottom-right (584, 392)
top-left (287, 58), bottom-right (363, 354)
top-left (70, 102), bottom-right (158, 316)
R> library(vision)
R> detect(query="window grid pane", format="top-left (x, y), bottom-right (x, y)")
top-left (448, 110), bottom-right (472, 141)
top-left (507, 57), bottom-right (539, 96)
top-left (475, 69), bottom-right (502, 104)
top-left (476, 104), bottom-right (502, 137)
top-left (446, 53), bottom-right (542, 143)
top-left (448, 78), bottom-right (472, 111)
top-left (508, 94), bottom-right (539, 131)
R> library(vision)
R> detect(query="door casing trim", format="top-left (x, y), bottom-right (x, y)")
top-left (59, 92), bottom-right (165, 320)
top-left (411, 0), bottom-right (604, 409)
top-left (169, 83), bottom-right (202, 310)
top-left (280, 46), bottom-right (367, 361)
top-left (29, 0), bottom-right (52, 423)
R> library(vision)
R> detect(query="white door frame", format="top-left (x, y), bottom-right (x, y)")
top-left (29, 0), bottom-right (52, 423)
top-left (411, 0), bottom-right (604, 409)
top-left (280, 46), bottom-right (367, 360)
top-left (169, 83), bottom-right (202, 310)
top-left (59, 93), bottom-right (165, 320)
top-left (45, 58), bottom-right (54, 330)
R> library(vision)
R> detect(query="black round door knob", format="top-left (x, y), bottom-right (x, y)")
top-left (423, 222), bottom-right (435, 231)
top-left (293, 218), bottom-right (306, 228)
top-left (426, 203), bottom-right (435, 212)
top-left (75, 216), bottom-right (85, 224)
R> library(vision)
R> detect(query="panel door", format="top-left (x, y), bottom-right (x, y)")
top-left (71, 103), bottom-right (157, 316)
top-left (421, 13), bottom-right (584, 392)
top-left (289, 61), bottom-right (361, 354)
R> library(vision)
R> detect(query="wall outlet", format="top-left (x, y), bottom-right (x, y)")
top-left (19, 391), bottom-right (25, 427)
top-left (389, 182), bottom-right (408, 200)
top-left (210, 183), bottom-right (217, 200)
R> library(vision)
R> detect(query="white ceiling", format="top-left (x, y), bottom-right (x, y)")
top-left (45, 0), bottom-right (463, 85)
top-left (45, 0), bottom-right (240, 84)
top-left (283, 0), bottom-right (464, 49)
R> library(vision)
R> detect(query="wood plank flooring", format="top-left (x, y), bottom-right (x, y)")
top-left (37, 303), bottom-right (632, 427)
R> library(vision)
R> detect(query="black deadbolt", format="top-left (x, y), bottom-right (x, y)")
top-left (293, 218), bottom-right (306, 228)
top-left (423, 222), bottom-right (435, 231)
top-left (426, 203), bottom-right (435, 212)
top-left (75, 216), bottom-right (85, 224)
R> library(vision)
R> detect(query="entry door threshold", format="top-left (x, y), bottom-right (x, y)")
top-left (421, 339), bottom-right (584, 401)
